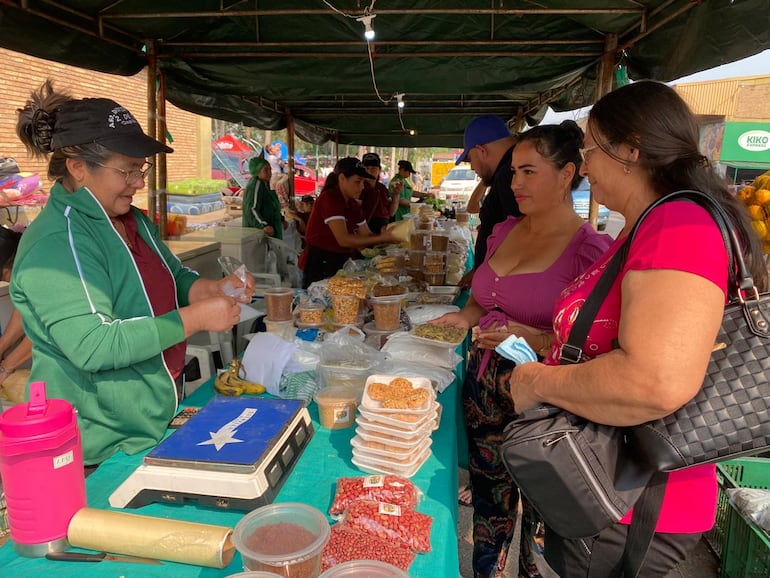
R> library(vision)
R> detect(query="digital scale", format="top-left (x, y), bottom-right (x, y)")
top-left (109, 397), bottom-right (313, 511)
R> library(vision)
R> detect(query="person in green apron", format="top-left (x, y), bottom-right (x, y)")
top-left (243, 155), bottom-right (283, 239)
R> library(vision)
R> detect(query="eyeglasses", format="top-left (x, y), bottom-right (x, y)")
top-left (94, 161), bottom-right (153, 184)
top-left (579, 145), bottom-right (599, 163)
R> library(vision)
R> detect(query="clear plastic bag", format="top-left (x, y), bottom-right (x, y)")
top-left (321, 523), bottom-right (415, 572)
top-left (372, 359), bottom-right (456, 393)
top-left (342, 500), bottom-right (433, 553)
top-left (727, 487), bottom-right (770, 531)
top-left (329, 475), bottom-right (422, 517)
top-left (381, 332), bottom-right (462, 370)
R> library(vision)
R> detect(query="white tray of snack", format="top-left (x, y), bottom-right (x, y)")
top-left (427, 286), bottom-right (461, 296)
top-left (351, 434), bottom-right (432, 459)
top-left (355, 426), bottom-right (432, 451)
top-left (358, 402), bottom-right (438, 430)
top-left (361, 375), bottom-right (435, 415)
top-left (352, 446), bottom-right (431, 478)
top-left (355, 415), bottom-right (434, 441)
top-left (352, 437), bottom-right (432, 464)
top-left (409, 323), bottom-right (467, 348)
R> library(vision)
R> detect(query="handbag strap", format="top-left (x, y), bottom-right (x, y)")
top-left (560, 188), bottom-right (757, 364)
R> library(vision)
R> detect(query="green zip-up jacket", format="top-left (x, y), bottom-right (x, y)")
top-left (10, 182), bottom-right (200, 465)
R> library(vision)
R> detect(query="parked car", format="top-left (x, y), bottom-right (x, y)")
top-left (216, 158), bottom-right (318, 197)
top-left (437, 164), bottom-right (480, 204)
top-left (572, 179), bottom-right (609, 230)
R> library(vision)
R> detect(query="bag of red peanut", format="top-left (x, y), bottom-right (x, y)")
top-left (321, 522), bottom-right (415, 572)
top-left (329, 474), bottom-right (421, 517)
top-left (342, 499), bottom-right (433, 552)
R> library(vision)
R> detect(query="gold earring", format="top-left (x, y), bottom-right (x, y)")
top-left (623, 165), bottom-right (631, 175)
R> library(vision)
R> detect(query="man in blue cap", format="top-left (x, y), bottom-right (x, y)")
top-left (456, 115), bottom-right (521, 285)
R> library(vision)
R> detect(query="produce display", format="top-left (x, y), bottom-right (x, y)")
top-left (737, 170), bottom-right (770, 252)
top-left (321, 523), bottom-right (415, 572)
top-left (213, 359), bottom-right (265, 396)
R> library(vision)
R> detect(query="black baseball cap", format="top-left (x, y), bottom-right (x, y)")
top-left (300, 194), bottom-right (314, 203)
top-left (362, 152), bottom-right (381, 168)
top-left (398, 160), bottom-right (416, 174)
top-left (51, 98), bottom-right (173, 157)
top-left (334, 157), bottom-right (372, 179)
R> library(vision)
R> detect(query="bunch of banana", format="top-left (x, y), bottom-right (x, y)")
top-left (214, 359), bottom-right (266, 396)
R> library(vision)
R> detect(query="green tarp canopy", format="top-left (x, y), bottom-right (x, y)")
top-left (1, 0), bottom-right (768, 147)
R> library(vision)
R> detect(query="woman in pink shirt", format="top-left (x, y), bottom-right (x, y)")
top-left (434, 121), bottom-right (612, 578)
top-left (508, 81), bottom-right (767, 576)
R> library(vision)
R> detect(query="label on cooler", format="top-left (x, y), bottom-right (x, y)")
top-left (53, 449), bottom-right (74, 470)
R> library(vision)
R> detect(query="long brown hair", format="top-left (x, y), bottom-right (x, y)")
top-left (589, 81), bottom-right (767, 290)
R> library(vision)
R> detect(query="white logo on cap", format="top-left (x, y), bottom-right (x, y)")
top-left (107, 106), bottom-right (139, 130)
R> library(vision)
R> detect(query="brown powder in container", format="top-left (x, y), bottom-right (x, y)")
top-left (244, 522), bottom-right (321, 578)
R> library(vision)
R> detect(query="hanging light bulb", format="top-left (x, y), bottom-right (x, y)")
top-left (395, 93), bottom-right (405, 109)
top-left (408, 129), bottom-right (416, 136)
top-left (356, 14), bottom-right (376, 41)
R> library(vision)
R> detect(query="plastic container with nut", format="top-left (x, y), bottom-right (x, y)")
top-left (455, 207), bottom-right (470, 225)
top-left (363, 321), bottom-right (400, 349)
top-left (263, 287), bottom-right (294, 321)
top-left (423, 272), bottom-right (446, 286)
top-left (407, 249), bottom-right (425, 268)
top-left (424, 251), bottom-right (447, 273)
top-left (296, 303), bottom-right (324, 326)
top-left (232, 503), bottom-right (330, 577)
top-left (331, 294), bottom-right (361, 325)
top-left (369, 294), bottom-right (405, 331)
top-left (430, 232), bottom-right (449, 252)
top-left (409, 230), bottom-right (430, 251)
top-left (385, 247), bottom-right (406, 269)
top-left (314, 386), bottom-right (358, 429)
top-left (265, 319), bottom-right (296, 341)
top-left (317, 356), bottom-right (371, 393)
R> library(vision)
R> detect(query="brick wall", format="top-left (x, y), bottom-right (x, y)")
top-left (0, 47), bottom-right (208, 186)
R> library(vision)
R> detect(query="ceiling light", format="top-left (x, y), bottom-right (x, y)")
top-left (357, 14), bottom-right (376, 41)
top-left (395, 93), bottom-right (405, 109)
top-left (408, 129), bottom-right (416, 136)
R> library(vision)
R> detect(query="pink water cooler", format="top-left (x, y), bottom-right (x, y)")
top-left (0, 381), bottom-right (86, 556)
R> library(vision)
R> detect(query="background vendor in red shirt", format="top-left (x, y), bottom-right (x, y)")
top-left (301, 157), bottom-right (399, 288)
top-left (360, 152), bottom-right (399, 233)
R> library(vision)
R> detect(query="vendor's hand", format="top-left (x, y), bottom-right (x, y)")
top-left (219, 272), bottom-right (255, 303)
top-left (431, 312), bottom-right (471, 329)
top-left (263, 225), bottom-right (276, 236)
top-left (182, 296), bottom-right (242, 335)
top-left (392, 181), bottom-right (404, 194)
top-left (379, 229), bottom-right (400, 245)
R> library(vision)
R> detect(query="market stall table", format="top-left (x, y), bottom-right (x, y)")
top-left (0, 372), bottom-right (462, 577)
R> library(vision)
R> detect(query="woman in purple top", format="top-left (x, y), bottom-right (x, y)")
top-left (434, 121), bottom-right (612, 578)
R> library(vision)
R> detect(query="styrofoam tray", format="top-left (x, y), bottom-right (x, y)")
top-left (352, 437), bottom-right (432, 465)
top-left (352, 446), bottom-right (431, 478)
top-left (355, 425), bottom-right (432, 450)
top-left (355, 415), bottom-right (434, 441)
top-left (408, 331), bottom-right (465, 349)
top-left (351, 434), bottom-right (432, 460)
top-left (361, 375), bottom-right (435, 414)
top-left (358, 402), bottom-right (438, 430)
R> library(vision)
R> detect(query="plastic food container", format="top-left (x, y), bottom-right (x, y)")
top-left (296, 303), bottom-right (324, 326)
top-left (353, 437), bottom-right (432, 465)
top-left (424, 251), bottom-right (446, 273)
top-left (315, 387), bottom-right (358, 429)
top-left (362, 322), bottom-right (399, 350)
top-left (351, 434), bottom-right (433, 459)
top-left (351, 445), bottom-right (432, 478)
top-left (430, 232), bottom-right (449, 252)
top-left (264, 288), bottom-right (294, 322)
top-left (232, 503), bottom-right (330, 577)
top-left (265, 319), bottom-right (296, 341)
top-left (355, 415), bottom-right (435, 441)
top-left (319, 559), bottom-right (410, 578)
top-left (409, 202), bottom-right (422, 216)
top-left (331, 295), bottom-right (361, 325)
top-left (318, 361), bottom-right (371, 392)
top-left (409, 231), bottom-right (430, 251)
top-left (358, 403), bottom-right (438, 430)
top-left (225, 572), bottom-right (281, 578)
top-left (369, 294), bottom-right (404, 331)
top-left (385, 247), bottom-right (406, 269)
top-left (423, 272), bottom-right (446, 286)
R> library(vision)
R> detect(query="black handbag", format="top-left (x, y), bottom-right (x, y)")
top-left (502, 190), bottom-right (770, 576)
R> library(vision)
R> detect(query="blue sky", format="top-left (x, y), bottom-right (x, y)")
top-left (543, 49), bottom-right (770, 122)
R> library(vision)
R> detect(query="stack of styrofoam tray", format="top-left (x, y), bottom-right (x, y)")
top-left (351, 374), bottom-right (438, 478)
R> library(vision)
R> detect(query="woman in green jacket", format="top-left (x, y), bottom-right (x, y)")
top-left (13, 81), bottom-right (254, 465)
top-left (242, 155), bottom-right (283, 239)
